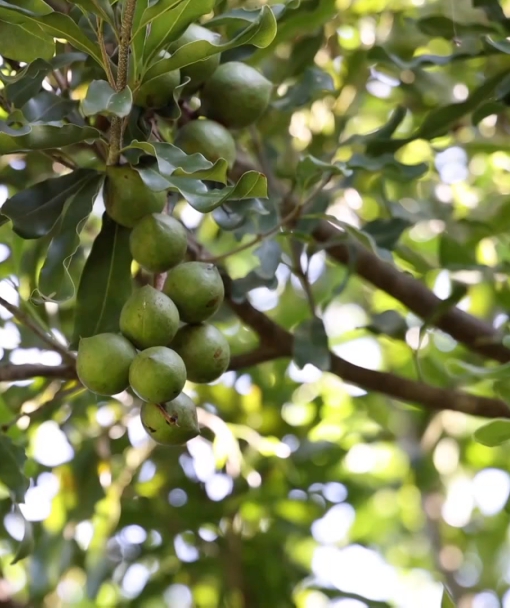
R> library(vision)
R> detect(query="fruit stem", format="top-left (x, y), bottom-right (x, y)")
top-left (107, 0), bottom-right (137, 165)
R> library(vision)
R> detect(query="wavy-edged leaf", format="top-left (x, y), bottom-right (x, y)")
top-left (0, 0), bottom-right (51, 15)
top-left (0, 19), bottom-right (54, 62)
top-left (10, 504), bottom-right (34, 565)
top-left (0, 7), bottom-right (103, 66)
top-left (0, 121), bottom-right (101, 154)
top-left (473, 419), bottom-right (510, 447)
top-left (140, 5), bottom-right (277, 75)
top-left (293, 317), bottom-right (331, 371)
top-left (135, 0), bottom-right (184, 31)
top-left (296, 155), bottom-right (350, 190)
top-left (126, 140), bottom-right (228, 182)
top-left (273, 66), bottom-right (335, 111)
top-left (142, 0), bottom-right (216, 64)
top-left (447, 359), bottom-right (510, 381)
top-left (82, 81), bottom-right (133, 118)
top-left (21, 90), bottom-right (77, 123)
top-left (1, 53), bottom-right (86, 106)
top-left (71, 213), bottom-right (133, 347)
top-left (38, 174), bottom-right (104, 302)
top-left (0, 436), bottom-right (29, 504)
top-left (65, 0), bottom-right (115, 26)
top-left (136, 167), bottom-right (268, 213)
top-left (1, 169), bottom-right (97, 239)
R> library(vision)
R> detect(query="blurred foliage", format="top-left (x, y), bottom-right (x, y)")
top-left (1, 0), bottom-right (510, 607)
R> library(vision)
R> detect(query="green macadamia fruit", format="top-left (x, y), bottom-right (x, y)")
top-left (174, 119), bottom-right (236, 168)
top-left (129, 346), bottom-right (186, 403)
top-left (200, 61), bottom-right (272, 129)
top-left (170, 24), bottom-right (221, 94)
top-left (77, 333), bottom-right (137, 396)
top-left (171, 323), bottom-right (230, 384)
top-left (120, 285), bottom-right (180, 349)
top-left (129, 213), bottom-right (187, 273)
top-left (104, 165), bottom-right (166, 228)
top-left (163, 261), bottom-right (224, 324)
top-left (134, 63), bottom-right (181, 109)
top-left (140, 393), bottom-right (200, 445)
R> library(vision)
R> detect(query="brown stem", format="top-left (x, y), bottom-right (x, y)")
top-left (0, 364), bottom-right (76, 383)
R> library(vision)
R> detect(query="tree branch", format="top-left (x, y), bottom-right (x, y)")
top-left (0, 364), bottom-right (76, 383)
top-left (222, 275), bottom-right (510, 420)
top-left (232, 157), bottom-right (510, 365)
top-left (312, 221), bottom-right (510, 363)
top-left (0, 296), bottom-right (75, 363)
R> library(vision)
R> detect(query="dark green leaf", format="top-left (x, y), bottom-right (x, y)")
top-left (21, 91), bottom-right (77, 123)
top-left (362, 218), bottom-right (411, 250)
top-left (416, 16), bottom-right (498, 38)
top-left (82, 81), bottom-right (133, 118)
top-left (10, 505), bottom-right (34, 565)
top-left (472, 101), bottom-right (506, 125)
top-left (126, 141), bottom-right (228, 183)
top-left (293, 317), bottom-right (331, 371)
top-left (136, 167), bottom-right (268, 213)
top-left (296, 155), bottom-right (350, 190)
top-left (349, 154), bottom-right (428, 182)
top-left (141, 5), bottom-right (277, 74)
top-left (0, 121), bottom-right (101, 155)
top-left (273, 66), bottom-right (334, 111)
top-left (142, 0), bottom-right (216, 64)
top-left (2, 170), bottom-right (97, 239)
top-left (0, 436), bottom-right (29, 504)
top-left (0, 19), bottom-right (54, 62)
top-left (66, 0), bottom-right (115, 26)
top-left (366, 310), bottom-right (408, 340)
top-left (254, 240), bottom-right (282, 279)
top-left (0, 8), bottom-right (104, 66)
top-left (38, 174), bottom-right (104, 302)
top-left (439, 235), bottom-right (478, 269)
top-left (72, 213), bottom-right (133, 346)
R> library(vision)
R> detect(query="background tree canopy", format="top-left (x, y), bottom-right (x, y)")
top-left (2, 0), bottom-right (510, 606)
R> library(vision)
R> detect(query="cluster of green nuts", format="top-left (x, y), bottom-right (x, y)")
top-left (135, 23), bottom-right (273, 166)
top-left (77, 199), bottom-right (230, 448)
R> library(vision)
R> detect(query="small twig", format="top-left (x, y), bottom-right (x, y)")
top-left (1, 383), bottom-right (83, 431)
top-left (97, 17), bottom-right (116, 89)
top-left (0, 296), bottom-right (75, 363)
top-left (200, 205), bottom-right (303, 264)
top-left (51, 70), bottom-right (68, 92)
top-left (289, 240), bottom-right (317, 317)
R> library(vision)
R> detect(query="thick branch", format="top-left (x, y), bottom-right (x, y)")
top-left (232, 157), bottom-right (510, 365)
top-left (0, 364), bottom-right (76, 383)
top-left (312, 222), bottom-right (510, 363)
top-left (223, 276), bottom-right (510, 419)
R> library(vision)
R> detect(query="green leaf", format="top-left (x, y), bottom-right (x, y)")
top-left (136, 167), bottom-right (268, 213)
top-left (71, 213), bottom-right (133, 347)
top-left (296, 155), bottom-right (350, 190)
top-left (82, 81), bottom-right (133, 118)
top-left (254, 240), bottom-right (282, 279)
top-left (273, 66), bottom-right (335, 111)
top-left (348, 154), bottom-right (428, 182)
top-left (0, 9), bottom-right (104, 67)
top-left (293, 317), bottom-right (331, 371)
top-left (66, 0), bottom-right (115, 26)
top-left (0, 0), bottom-right (51, 15)
top-left (126, 140), bottom-right (228, 182)
top-left (0, 436), bottom-right (29, 504)
top-left (0, 19), bottom-right (54, 62)
top-left (0, 120), bottom-right (101, 155)
top-left (38, 175), bottom-right (104, 302)
top-left (416, 16), bottom-right (498, 38)
top-left (142, 0), bottom-right (216, 65)
top-left (1, 53), bottom-right (86, 106)
top-left (1, 170), bottom-right (97, 239)
top-left (362, 218), bottom-right (411, 250)
top-left (473, 420), bottom-right (510, 447)
top-left (135, 0), bottom-right (185, 31)
top-left (447, 360), bottom-right (510, 381)
top-left (441, 588), bottom-right (456, 608)
top-left (21, 91), bottom-right (77, 123)
top-left (439, 235), bottom-right (478, 269)
top-left (10, 504), bottom-right (34, 565)
top-left (140, 5), bottom-right (277, 74)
